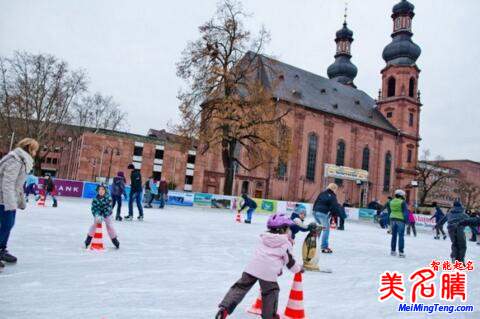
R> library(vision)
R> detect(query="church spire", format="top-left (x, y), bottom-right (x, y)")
top-left (327, 4), bottom-right (358, 88)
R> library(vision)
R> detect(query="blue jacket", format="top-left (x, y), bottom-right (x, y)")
top-left (111, 176), bottom-right (126, 197)
top-left (439, 206), bottom-right (470, 230)
top-left (290, 212), bottom-right (310, 239)
top-left (313, 189), bottom-right (345, 218)
top-left (26, 174), bottom-right (38, 186)
top-left (430, 207), bottom-right (445, 223)
top-left (240, 195), bottom-right (257, 210)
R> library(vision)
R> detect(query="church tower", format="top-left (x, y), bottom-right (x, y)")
top-left (327, 14), bottom-right (358, 88)
top-left (377, 0), bottom-right (422, 198)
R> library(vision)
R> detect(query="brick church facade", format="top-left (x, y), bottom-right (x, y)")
top-left (193, 0), bottom-right (423, 205)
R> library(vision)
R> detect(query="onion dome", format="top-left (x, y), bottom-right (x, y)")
top-left (328, 22), bottom-right (358, 87)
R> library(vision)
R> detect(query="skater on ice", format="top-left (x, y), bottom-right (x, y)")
top-left (289, 204), bottom-right (315, 240)
top-left (125, 163), bottom-right (144, 221)
top-left (215, 213), bottom-right (302, 319)
top-left (158, 177), bottom-right (168, 209)
top-left (0, 138), bottom-right (39, 267)
top-left (43, 174), bottom-right (58, 207)
top-left (386, 189), bottom-right (409, 258)
top-left (85, 184), bottom-right (120, 249)
top-left (312, 183), bottom-right (345, 253)
top-left (111, 171), bottom-right (127, 221)
top-left (406, 206), bottom-right (417, 237)
top-left (438, 201), bottom-right (470, 264)
top-left (24, 171), bottom-right (39, 203)
top-left (430, 202), bottom-right (447, 240)
top-left (238, 193), bottom-right (257, 224)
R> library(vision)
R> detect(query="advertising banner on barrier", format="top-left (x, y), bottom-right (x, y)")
top-left (413, 213), bottom-right (436, 230)
top-left (39, 178), bottom-right (84, 197)
top-left (358, 208), bottom-right (377, 220)
top-left (83, 182), bottom-right (100, 199)
top-left (193, 193), bottom-right (213, 207)
top-left (211, 194), bottom-right (234, 209)
top-left (345, 207), bottom-right (360, 221)
top-left (167, 191), bottom-right (194, 206)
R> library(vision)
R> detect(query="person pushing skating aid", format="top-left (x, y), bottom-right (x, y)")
top-left (215, 213), bottom-right (303, 319)
top-left (85, 185), bottom-right (120, 249)
top-left (238, 193), bottom-right (257, 224)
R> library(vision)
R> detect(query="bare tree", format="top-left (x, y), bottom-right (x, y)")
top-left (176, 0), bottom-right (290, 195)
top-left (72, 93), bottom-right (127, 131)
top-left (417, 150), bottom-right (457, 206)
top-left (456, 179), bottom-right (480, 211)
top-left (0, 51), bottom-right (86, 172)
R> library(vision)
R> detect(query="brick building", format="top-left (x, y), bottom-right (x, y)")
top-left (194, 0), bottom-right (422, 205)
top-left (56, 128), bottom-right (198, 191)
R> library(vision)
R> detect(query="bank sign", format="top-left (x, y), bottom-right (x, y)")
top-left (324, 164), bottom-right (369, 182)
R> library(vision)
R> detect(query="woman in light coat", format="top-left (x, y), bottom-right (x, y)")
top-left (0, 138), bottom-right (39, 267)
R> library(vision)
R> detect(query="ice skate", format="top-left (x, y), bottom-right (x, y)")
top-left (115, 216), bottom-right (123, 221)
top-left (244, 220), bottom-right (251, 224)
top-left (443, 235), bottom-right (447, 240)
top-left (0, 249), bottom-right (17, 263)
top-left (215, 308), bottom-right (228, 319)
top-left (137, 215), bottom-right (144, 221)
top-left (434, 236), bottom-right (439, 240)
top-left (112, 238), bottom-right (120, 249)
top-left (0, 260), bottom-right (4, 268)
top-left (390, 251), bottom-right (397, 256)
top-left (124, 215), bottom-right (133, 221)
top-left (85, 235), bottom-right (92, 248)
top-left (399, 252), bottom-right (406, 258)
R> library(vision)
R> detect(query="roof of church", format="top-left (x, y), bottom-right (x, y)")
top-left (253, 53), bottom-right (398, 133)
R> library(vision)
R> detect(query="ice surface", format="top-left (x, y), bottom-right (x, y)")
top-left (1, 198), bottom-right (478, 318)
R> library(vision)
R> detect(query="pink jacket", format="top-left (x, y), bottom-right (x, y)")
top-left (244, 232), bottom-right (302, 282)
top-left (408, 211), bottom-right (416, 223)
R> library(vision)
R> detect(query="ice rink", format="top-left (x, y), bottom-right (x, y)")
top-left (1, 198), bottom-right (478, 319)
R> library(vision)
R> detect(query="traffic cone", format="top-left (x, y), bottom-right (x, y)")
top-left (246, 291), bottom-right (263, 315)
top-left (37, 195), bottom-right (45, 207)
top-left (235, 210), bottom-right (242, 223)
top-left (283, 272), bottom-right (307, 319)
top-left (90, 223), bottom-right (105, 251)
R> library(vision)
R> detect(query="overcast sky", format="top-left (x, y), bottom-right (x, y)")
top-left (1, 0), bottom-right (479, 161)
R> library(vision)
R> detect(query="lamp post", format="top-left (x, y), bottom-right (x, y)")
top-left (90, 158), bottom-right (97, 181)
top-left (411, 180), bottom-right (419, 213)
top-left (66, 137), bottom-right (73, 179)
top-left (105, 147), bottom-right (121, 184)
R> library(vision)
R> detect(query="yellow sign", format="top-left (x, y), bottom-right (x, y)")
top-left (324, 164), bottom-right (369, 182)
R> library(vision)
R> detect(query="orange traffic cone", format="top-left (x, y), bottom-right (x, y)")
top-left (235, 210), bottom-right (242, 223)
top-left (37, 195), bottom-right (45, 207)
top-left (246, 291), bottom-right (263, 315)
top-left (90, 223), bottom-right (105, 251)
top-left (283, 272), bottom-right (307, 319)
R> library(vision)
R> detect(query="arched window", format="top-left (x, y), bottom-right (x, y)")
top-left (409, 77), bottom-right (415, 97)
top-left (387, 77), bottom-right (396, 97)
top-left (383, 152), bottom-right (392, 192)
top-left (362, 147), bottom-right (370, 171)
top-left (335, 140), bottom-right (346, 185)
top-left (306, 134), bottom-right (318, 181)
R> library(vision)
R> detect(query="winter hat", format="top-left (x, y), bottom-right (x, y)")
top-left (453, 201), bottom-right (462, 208)
top-left (117, 171), bottom-right (125, 177)
top-left (127, 163), bottom-right (135, 169)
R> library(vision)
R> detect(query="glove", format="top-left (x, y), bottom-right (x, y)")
top-left (299, 266), bottom-right (305, 273)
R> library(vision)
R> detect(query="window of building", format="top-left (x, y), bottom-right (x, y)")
top-left (335, 140), bottom-right (346, 185)
top-left (407, 149), bottom-right (413, 163)
top-left (409, 77), bottom-right (415, 98)
top-left (362, 147), bottom-right (370, 171)
top-left (306, 134), bottom-right (318, 181)
top-left (46, 157), bottom-right (52, 164)
top-left (133, 146), bottom-right (143, 156)
top-left (409, 112), bottom-right (414, 127)
top-left (52, 158), bottom-right (58, 165)
top-left (187, 154), bottom-right (196, 164)
top-left (387, 77), bottom-right (396, 97)
top-left (387, 112), bottom-right (393, 118)
top-left (241, 181), bottom-right (250, 194)
top-left (277, 160), bottom-right (287, 179)
top-left (185, 175), bottom-right (194, 185)
top-left (155, 149), bottom-right (164, 159)
top-left (384, 152), bottom-right (392, 192)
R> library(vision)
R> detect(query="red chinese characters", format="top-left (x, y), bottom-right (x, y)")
top-left (441, 272), bottom-right (467, 302)
top-left (409, 268), bottom-right (436, 303)
top-left (379, 271), bottom-right (406, 302)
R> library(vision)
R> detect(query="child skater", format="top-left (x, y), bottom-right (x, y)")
top-left (84, 185), bottom-right (120, 249)
top-left (438, 201), bottom-right (470, 264)
top-left (215, 213), bottom-right (303, 319)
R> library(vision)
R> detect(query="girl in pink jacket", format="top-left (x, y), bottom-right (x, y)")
top-left (215, 213), bottom-right (303, 319)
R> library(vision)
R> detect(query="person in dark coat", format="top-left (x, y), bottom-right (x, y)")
top-left (430, 202), bottom-right (447, 240)
top-left (339, 200), bottom-right (351, 231)
top-left (125, 164), bottom-right (143, 221)
top-left (312, 183), bottom-right (345, 253)
top-left (289, 204), bottom-right (314, 240)
top-left (460, 214), bottom-right (480, 246)
top-left (158, 178), bottom-right (168, 209)
top-left (43, 175), bottom-right (58, 207)
top-left (111, 171), bottom-right (127, 221)
top-left (238, 193), bottom-right (257, 224)
top-left (438, 201), bottom-right (470, 264)
top-left (465, 210), bottom-right (478, 242)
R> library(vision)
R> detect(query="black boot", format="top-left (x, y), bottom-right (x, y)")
top-left (85, 235), bottom-right (92, 248)
top-left (112, 238), bottom-right (120, 249)
top-left (115, 215), bottom-right (123, 221)
top-left (215, 308), bottom-right (228, 319)
top-left (53, 201), bottom-right (58, 207)
top-left (0, 249), bottom-right (17, 263)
